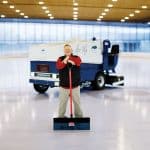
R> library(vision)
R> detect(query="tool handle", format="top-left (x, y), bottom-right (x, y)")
top-left (69, 68), bottom-right (73, 118)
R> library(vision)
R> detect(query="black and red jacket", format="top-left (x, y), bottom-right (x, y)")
top-left (56, 54), bottom-right (81, 88)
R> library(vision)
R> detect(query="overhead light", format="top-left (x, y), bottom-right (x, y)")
top-left (2, 0), bottom-right (8, 4)
top-left (73, 11), bottom-right (78, 14)
top-left (24, 16), bottom-right (29, 18)
top-left (73, 14), bottom-right (78, 18)
top-left (99, 16), bottom-right (104, 19)
top-left (102, 12), bottom-right (106, 16)
top-left (45, 10), bottom-right (50, 13)
top-left (42, 6), bottom-right (47, 10)
top-left (135, 10), bottom-right (140, 13)
top-left (39, 1), bottom-right (44, 5)
top-left (112, 0), bottom-right (118, 2)
top-left (104, 8), bottom-right (109, 12)
top-left (10, 5), bottom-right (15, 9)
top-left (73, 18), bottom-right (78, 20)
top-left (16, 9), bottom-right (20, 13)
top-left (73, 7), bottom-right (78, 11)
top-left (107, 4), bottom-right (113, 7)
top-left (48, 13), bottom-right (52, 16)
top-left (97, 18), bottom-right (101, 21)
top-left (73, 2), bottom-right (78, 6)
top-left (20, 13), bottom-right (24, 16)
top-left (1, 14), bottom-right (6, 18)
top-left (50, 16), bottom-right (54, 19)
top-left (125, 16), bottom-right (129, 20)
top-left (121, 19), bottom-right (125, 22)
top-left (141, 5), bottom-right (148, 9)
top-left (129, 13), bottom-right (134, 17)
top-left (148, 22), bottom-right (150, 25)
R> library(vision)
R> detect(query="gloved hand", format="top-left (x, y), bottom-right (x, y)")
top-left (63, 56), bottom-right (69, 64)
top-left (67, 62), bottom-right (73, 69)
top-left (68, 60), bottom-right (75, 65)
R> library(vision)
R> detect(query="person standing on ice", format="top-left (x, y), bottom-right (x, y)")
top-left (56, 44), bottom-right (83, 118)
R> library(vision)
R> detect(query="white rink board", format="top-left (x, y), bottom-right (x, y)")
top-left (29, 41), bottom-right (103, 64)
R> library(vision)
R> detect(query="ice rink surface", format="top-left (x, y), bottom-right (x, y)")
top-left (0, 55), bottom-right (150, 150)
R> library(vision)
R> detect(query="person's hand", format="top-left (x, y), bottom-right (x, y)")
top-left (63, 56), bottom-right (69, 64)
top-left (68, 60), bottom-right (75, 65)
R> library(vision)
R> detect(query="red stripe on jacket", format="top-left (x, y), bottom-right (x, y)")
top-left (56, 58), bottom-right (66, 69)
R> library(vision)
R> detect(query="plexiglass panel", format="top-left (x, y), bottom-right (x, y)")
top-left (0, 20), bottom-right (149, 55)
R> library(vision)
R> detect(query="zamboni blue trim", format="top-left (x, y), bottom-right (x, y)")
top-left (29, 40), bottom-right (124, 93)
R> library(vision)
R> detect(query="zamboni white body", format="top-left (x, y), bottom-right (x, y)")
top-left (29, 39), bottom-right (124, 93)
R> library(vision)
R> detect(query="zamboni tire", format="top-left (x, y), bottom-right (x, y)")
top-left (33, 84), bottom-right (49, 93)
top-left (92, 72), bottom-right (105, 90)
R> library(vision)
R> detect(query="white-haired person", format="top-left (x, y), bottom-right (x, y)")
top-left (56, 44), bottom-right (83, 118)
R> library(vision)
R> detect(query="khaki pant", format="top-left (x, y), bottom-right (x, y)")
top-left (58, 86), bottom-right (83, 117)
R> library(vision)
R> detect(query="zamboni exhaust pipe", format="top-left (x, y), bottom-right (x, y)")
top-left (53, 64), bottom-right (90, 130)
